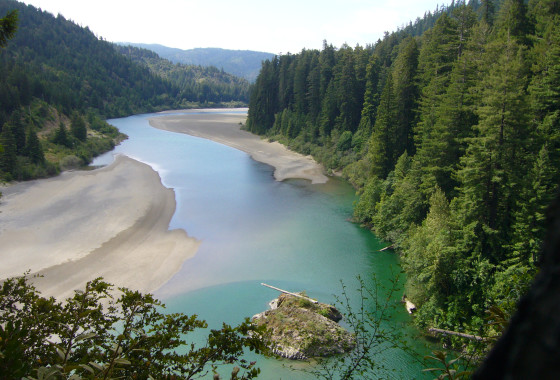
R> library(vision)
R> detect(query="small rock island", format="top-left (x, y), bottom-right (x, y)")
top-left (252, 291), bottom-right (355, 360)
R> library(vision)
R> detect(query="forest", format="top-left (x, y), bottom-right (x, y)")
top-left (245, 0), bottom-right (560, 340)
top-left (115, 44), bottom-right (250, 106)
top-left (0, 0), bottom-right (249, 182)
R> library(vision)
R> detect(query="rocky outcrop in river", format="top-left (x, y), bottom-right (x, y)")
top-left (252, 292), bottom-right (355, 360)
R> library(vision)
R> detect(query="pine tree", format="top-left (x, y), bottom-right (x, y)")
top-left (357, 55), bottom-right (381, 139)
top-left (415, 5), bottom-right (479, 197)
top-left (0, 9), bottom-right (18, 48)
top-left (453, 36), bottom-right (530, 263)
top-left (368, 71), bottom-right (396, 178)
top-left (70, 113), bottom-right (87, 142)
top-left (528, 5), bottom-right (560, 182)
top-left (402, 187), bottom-right (454, 312)
top-left (509, 145), bottom-right (555, 266)
top-left (53, 121), bottom-right (71, 148)
top-left (479, 0), bottom-right (495, 26)
top-left (25, 128), bottom-right (44, 164)
top-left (0, 126), bottom-right (17, 177)
top-left (7, 110), bottom-right (26, 154)
top-left (306, 55), bottom-right (321, 126)
top-left (496, 0), bottom-right (533, 45)
top-left (335, 48), bottom-right (361, 132)
top-left (391, 37), bottom-right (419, 159)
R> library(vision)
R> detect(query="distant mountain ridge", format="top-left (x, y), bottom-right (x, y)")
top-left (119, 43), bottom-right (274, 82)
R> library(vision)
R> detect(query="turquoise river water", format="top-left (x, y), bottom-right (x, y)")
top-left (92, 111), bottom-right (431, 379)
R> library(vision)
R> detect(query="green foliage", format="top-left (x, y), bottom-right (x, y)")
top-left (115, 44), bottom-right (250, 105)
top-left (0, 8), bottom-right (17, 48)
top-left (52, 122), bottom-right (71, 148)
top-left (245, 0), bottom-right (560, 344)
top-left (70, 113), bottom-right (87, 142)
top-left (301, 275), bottom-right (421, 379)
top-left (423, 350), bottom-right (471, 379)
top-left (0, 275), bottom-right (269, 379)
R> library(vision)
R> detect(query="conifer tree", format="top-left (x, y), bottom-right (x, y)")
top-left (25, 128), bottom-right (44, 164)
top-left (509, 145), bottom-right (555, 266)
top-left (453, 36), bottom-right (530, 263)
top-left (357, 55), bottom-right (381, 139)
top-left (368, 71), bottom-right (396, 178)
top-left (70, 113), bottom-right (87, 142)
top-left (306, 55), bottom-right (321, 126)
top-left (391, 37), bottom-right (419, 159)
top-left (0, 9), bottom-right (17, 48)
top-left (7, 110), bottom-right (26, 154)
top-left (479, 0), bottom-right (495, 26)
top-left (53, 121), bottom-right (71, 148)
top-left (0, 126), bottom-right (17, 176)
top-left (335, 48), bottom-right (361, 132)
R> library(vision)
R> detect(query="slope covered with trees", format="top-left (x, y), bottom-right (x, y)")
top-left (121, 43), bottom-right (275, 82)
top-left (0, 0), bottom-right (249, 182)
top-left (245, 0), bottom-right (560, 340)
top-left (115, 44), bottom-right (250, 106)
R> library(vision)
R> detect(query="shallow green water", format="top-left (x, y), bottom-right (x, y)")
top-left (93, 111), bottom-right (430, 379)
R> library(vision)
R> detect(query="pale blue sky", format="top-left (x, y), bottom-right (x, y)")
top-left (22, 0), bottom-right (447, 53)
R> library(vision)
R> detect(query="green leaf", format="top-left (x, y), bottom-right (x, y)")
top-left (56, 346), bottom-right (66, 360)
top-left (89, 362), bottom-right (104, 371)
top-left (114, 358), bottom-right (131, 366)
top-left (75, 332), bottom-right (96, 342)
top-left (79, 364), bottom-right (95, 374)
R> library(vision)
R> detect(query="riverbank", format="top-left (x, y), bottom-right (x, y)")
top-left (0, 155), bottom-right (200, 300)
top-left (149, 109), bottom-right (328, 184)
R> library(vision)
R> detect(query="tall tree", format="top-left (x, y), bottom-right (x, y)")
top-left (25, 128), bottom-right (44, 164)
top-left (0, 126), bottom-right (16, 176)
top-left (0, 9), bottom-right (17, 48)
top-left (453, 36), bottom-right (530, 263)
top-left (70, 113), bottom-right (87, 142)
top-left (391, 37), bottom-right (419, 160)
top-left (368, 71), bottom-right (396, 178)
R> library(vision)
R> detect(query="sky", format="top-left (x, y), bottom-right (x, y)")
top-left (21, 0), bottom-right (447, 54)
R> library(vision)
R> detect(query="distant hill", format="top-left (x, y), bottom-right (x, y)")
top-left (115, 44), bottom-right (250, 104)
top-left (0, 0), bottom-right (251, 181)
top-left (0, 0), bottom-right (250, 120)
top-left (120, 43), bottom-right (274, 82)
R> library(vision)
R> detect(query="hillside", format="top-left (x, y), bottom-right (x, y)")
top-left (0, 0), bottom-right (249, 182)
top-left (245, 0), bottom-right (560, 350)
top-left (114, 44), bottom-right (250, 105)
top-left (120, 43), bottom-right (274, 82)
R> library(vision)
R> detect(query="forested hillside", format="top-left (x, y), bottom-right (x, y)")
top-left (0, 0), bottom-right (249, 182)
top-left (115, 44), bottom-right (249, 106)
top-left (245, 0), bottom-right (560, 339)
top-left (121, 43), bottom-right (274, 82)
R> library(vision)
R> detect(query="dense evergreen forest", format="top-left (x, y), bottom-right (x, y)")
top-left (121, 43), bottom-right (274, 82)
top-left (115, 44), bottom-right (249, 106)
top-left (0, 0), bottom-right (250, 182)
top-left (246, 0), bottom-right (560, 340)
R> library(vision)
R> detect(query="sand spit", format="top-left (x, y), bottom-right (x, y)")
top-left (149, 109), bottom-right (328, 184)
top-left (0, 155), bottom-right (199, 299)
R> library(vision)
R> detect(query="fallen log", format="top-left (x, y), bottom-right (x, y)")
top-left (428, 327), bottom-right (485, 341)
top-left (379, 245), bottom-right (394, 252)
top-left (261, 283), bottom-right (319, 304)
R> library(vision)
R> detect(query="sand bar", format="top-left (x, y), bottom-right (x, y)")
top-left (149, 109), bottom-right (328, 184)
top-left (0, 155), bottom-right (199, 299)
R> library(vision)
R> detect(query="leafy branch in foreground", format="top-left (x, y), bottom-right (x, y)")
top-left (0, 275), bottom-right (269, 379)
top-left (301, 273), bottom-right (425, 379)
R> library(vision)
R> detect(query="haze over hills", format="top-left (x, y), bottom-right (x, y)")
top-left (119, 43), bottom-right (274, 82)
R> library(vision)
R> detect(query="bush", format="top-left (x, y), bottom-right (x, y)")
top-left (0, 275), bottom-right (270, 379)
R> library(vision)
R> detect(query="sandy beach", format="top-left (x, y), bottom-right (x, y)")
top-left (149, 109), bottom-right (328, 184)
top-left (0, 155), bottom-right (199, 299)
top-left (0, 108), bottom-right (327, 301)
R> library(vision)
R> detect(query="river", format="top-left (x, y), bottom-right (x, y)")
top-left (92, 110), bottom-right (430, 379)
